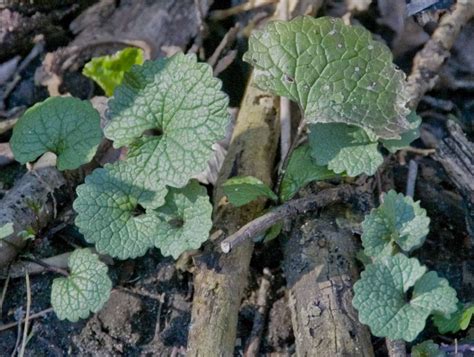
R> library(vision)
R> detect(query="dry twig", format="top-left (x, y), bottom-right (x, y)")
top-left (406, 0), bottom-right (474, 108)
top-left (221, 185), bottom-right (354, 253)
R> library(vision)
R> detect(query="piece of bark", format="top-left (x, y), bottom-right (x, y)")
top-left (186, 78), bottom-right (280, 356)
top-left (36, 0), bottom-right (212, 93)
top-left (0, 160), bottom-right (65, 268)
top-left (434, 121), bottom-right (474, 239)
top-left (283, 206), bottom-right (374, 357)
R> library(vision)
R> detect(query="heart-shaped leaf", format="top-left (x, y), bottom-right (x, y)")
top-left (51, 249), bottom-right (112, 322)
top-left (11, 97), bottom-right (102, 170)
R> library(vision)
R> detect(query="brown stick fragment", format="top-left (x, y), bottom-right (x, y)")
top-left (386, 339), bottom-right (407, 357)
top-left (221, 185), bottom-right (354, 253)
top-left (244, 268), bottom-right (273, 357)
top-left (406, 0), bottom-right (474, 108)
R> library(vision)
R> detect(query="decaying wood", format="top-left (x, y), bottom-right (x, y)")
top-left (0, 160), bottom-right (65, 268)
top-left (434, 121), bottom-right (474, 238)
top-left (187, 77), bottom-right (280, 356)
top-left (406, 0), bottom-right (474, 108)
top-left (283, 206), bottom-right (374, 356)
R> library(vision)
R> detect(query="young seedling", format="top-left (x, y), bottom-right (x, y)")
top-left (353, 190), bottom-right (458, 342)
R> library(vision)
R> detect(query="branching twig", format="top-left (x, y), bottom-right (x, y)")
top-left (406, 0), bottom-right (474, 108)
top-left (221, 185), bottom-right (354, 253)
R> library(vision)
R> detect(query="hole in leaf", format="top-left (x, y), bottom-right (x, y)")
top-left (132, 204), bottom-right (146, 217)
top-left (168, 217), bottom-right (184, 229)
top-left (143, 128), bottom-right (163, 137)
top-left (406, 286), bottom-right (415, 302)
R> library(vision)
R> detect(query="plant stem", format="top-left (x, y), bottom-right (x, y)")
top-left (221, 185), bottom-right (354, 253)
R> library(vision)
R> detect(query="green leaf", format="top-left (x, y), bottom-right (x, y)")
top-left (263, 222), bottom-right (283, 242)
top-left (243, 16), bottom-right (410, 139)
top-left (10, 97), bottom-right (102, 170)
top-left (0, 222), bottom-right (14, 239)
top-left (433, 303), bottom-right (474, 334)
top-left (280, 144), bottom-right (338, 201)
top-left (361, 190), bottom-right (430, 258)
top-left (381, 112), bottom-right (422, 153)
top-left (308, 123), bottom-right (383, 176)
top-left (223, 176), bottom-right (277, 207)
top-left (352, 254), bottom-right (458, 341)
top-left (154, 180), bottom-right (212, 259)
top-left (83, 47), bottom-right (144, 97)
top-left (73, 162), bottom-right (163, 259)
top-left (105, 52), bottom-right (230, 191)
top-left (412, 340), bottom-right (445, 357)
top-left (51, 248), bottom-right (112, 322)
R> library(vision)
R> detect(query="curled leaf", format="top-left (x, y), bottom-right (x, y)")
top-left (83, 47), bottom-right (144, 97)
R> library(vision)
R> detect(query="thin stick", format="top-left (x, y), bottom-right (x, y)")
top-left (405, 160), bottom-right (418, 198)
top-left (244, 268), bottom-right (272, 357)
top-left (0, 272), bottom-right (10, 313)
top-left (0, 307), bottom-right (53, 332)
top-left (18, 271), bottom-right (31, 357)
top-left (221, 185), bottom-right (354, 253)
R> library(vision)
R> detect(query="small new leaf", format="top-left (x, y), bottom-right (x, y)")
top-left (83, 47), bottom-right (144, 96)
top-left (361, 190), bottom-right (430, 258)
top-left (308, 123), bottom-right (383, 176)
top-left (105, 52), bottom-right (230, 191)
top-left (10, 97), bottom-right (102, 170)
top-left (412, 340), bottom-right (445, 357)
top-left (352, 254), bottom-right (458, 341)
top-left (244, 16), bottom-right (410, 139)
top-left (51, 249), bottom-right (112, 322)
top-left (280, 144), bottom-right (337, 201)
top-left (223, 176), bottom-right (277, 207)
top-left (74, 162), bottom-right (163, 259)
top-left (154, 180), bottom-right (212, 259)
top-left (433, 302), bottom-right (474, 334)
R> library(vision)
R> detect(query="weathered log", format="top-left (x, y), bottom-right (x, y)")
top-left (434, 121), bottom-right (474, 239)
top-left (0, 157), bottom-right (66, 268)
top-left (187, 78), bottom-right (280, 356)
top-left (283, 206), bottom-right (374, 357)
